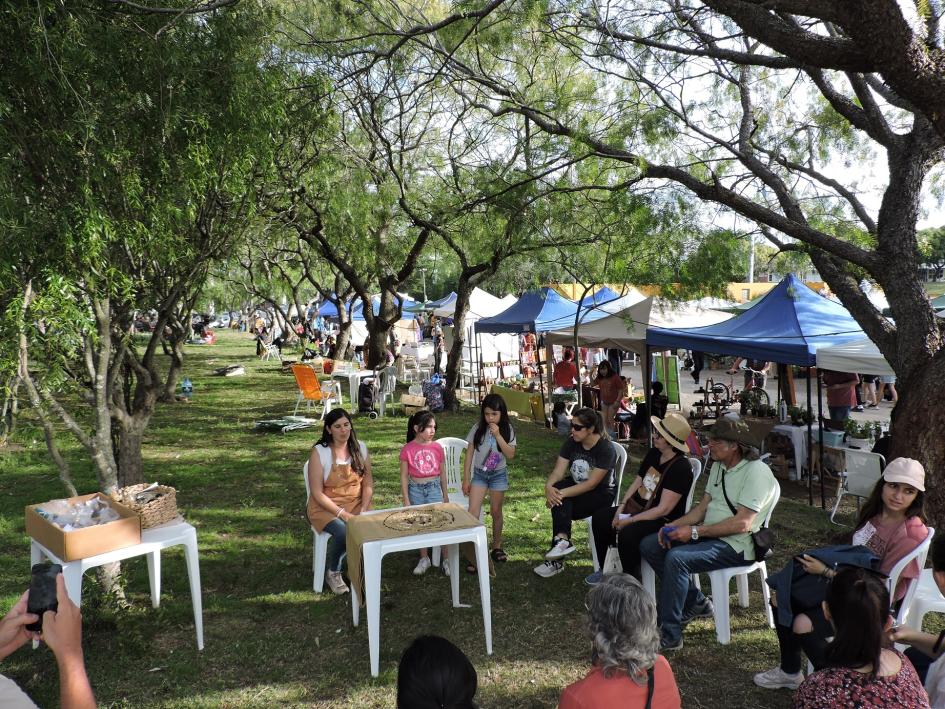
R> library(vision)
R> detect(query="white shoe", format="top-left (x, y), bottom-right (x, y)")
top-left (545, 538), bottom-right (576, 560)
top-left (534, 560), bottom-right (564, 578)
top-left (413, 557), bottom-right (432, 576)
top-left (442, 561), bottom-right (451, 577)
top-left (753, 666), bottom-right (804, 690)
top-left (326, 571), bottom-right (349, 595)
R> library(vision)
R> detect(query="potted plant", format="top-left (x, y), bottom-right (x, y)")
top-left (844, 418), bottom-right (873, 448)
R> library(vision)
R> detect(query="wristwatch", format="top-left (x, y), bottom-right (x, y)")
top-left (691, 526), bottom-right (700, 541)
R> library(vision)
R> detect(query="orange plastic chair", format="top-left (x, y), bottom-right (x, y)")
top-left (291, 364), bottom-right (337, 418)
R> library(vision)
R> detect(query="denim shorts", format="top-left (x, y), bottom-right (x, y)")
top-left (471, 466), bottom-right (509, 492)
top-left (408, 479), bottom-right (443, 505)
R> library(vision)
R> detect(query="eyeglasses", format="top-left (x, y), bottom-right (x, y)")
top-left (571, 423), bottom-right (587, 431)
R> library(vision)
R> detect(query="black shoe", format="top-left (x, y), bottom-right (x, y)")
top-left (660, 635), bottom-right (684, 652)
top-left (681, 598), bottom-right (715, 626)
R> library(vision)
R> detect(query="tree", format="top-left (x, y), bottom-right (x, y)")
top-left (918, 226), bottom-right (945, 281)
top-left (0, 2), bottom-right (289, 492)
top-left (340, 1), bottom-right (945, 522)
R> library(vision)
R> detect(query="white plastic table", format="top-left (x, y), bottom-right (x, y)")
top-left (331, 369), bottom-right (375, 406)
top-left (349, 509), bottom-right (492, 677)
top-left (30, 518), bottom-right (204, 650)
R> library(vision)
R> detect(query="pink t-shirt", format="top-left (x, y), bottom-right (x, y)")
top-left (399, 440), bottom-right (445, 479)
top-left (853, 515), bottom-right (928, 601)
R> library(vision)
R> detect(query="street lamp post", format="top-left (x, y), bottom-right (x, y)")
top-left (419, 267), bottom-right (428, 303)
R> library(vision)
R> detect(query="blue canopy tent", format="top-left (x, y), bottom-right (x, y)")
top-left (646, 274), bottom-right (865, 506)
top-left (351, 294), bottom-right (418, 321)
top-left (317, 296), bottom-right (342, 318)
top-left (579, 286), bottom-right (621, 308)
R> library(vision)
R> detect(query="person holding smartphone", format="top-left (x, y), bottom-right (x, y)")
top-left (0, 573), bottom-right (96, 708)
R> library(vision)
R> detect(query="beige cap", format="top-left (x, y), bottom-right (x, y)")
top-left (883, 457), bottom-right (926, 491)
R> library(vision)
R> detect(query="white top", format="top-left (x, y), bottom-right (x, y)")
top-left (313, 441), bottom-right (369, 481)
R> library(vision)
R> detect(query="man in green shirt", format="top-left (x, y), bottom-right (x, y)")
top-left (640, 417), bottom-right (778, 651)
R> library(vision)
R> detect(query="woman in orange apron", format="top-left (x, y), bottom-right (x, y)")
top-left (306, 409), bottom-right (374, 594)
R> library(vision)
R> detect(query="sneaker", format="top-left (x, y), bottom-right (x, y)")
top-left (534, 560), bottom-right (564, 578)
top-left (853, 405), bottom-right (864, 412)
top-left (545, 538), bottom-right (576, 560)
top-left (681, 597), bottom-right (714, 625)
top-left (326, 571), bottom-right (349, 595)
top-left (659, 635), bottom-right (684, 652)
top-left (413, 557), bottom-right (432, 576)
top-left (442, 561), bottom-right (451, 577)
top-left (584, 570), bottom-right (603, 586)
top-left (753, 666), bottom-right (804, 690)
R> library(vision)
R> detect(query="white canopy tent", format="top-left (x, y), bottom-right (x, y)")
top-left (545, 298), bottom-right (733, 355)
top-left (815, 337), bottom-right (895, 377)
top-left (446, 288), bottom-right (521, 380)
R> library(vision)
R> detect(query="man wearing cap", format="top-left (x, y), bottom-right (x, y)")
top-left (640, 417), bottom-right (779, 651)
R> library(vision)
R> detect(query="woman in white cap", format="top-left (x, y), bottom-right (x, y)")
top-left (586, 413), bottom-right (695, 586)
top-left (755, 458), bottom-right (929, 692)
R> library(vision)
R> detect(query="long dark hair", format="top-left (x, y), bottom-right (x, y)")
top-left (824, 567), bottom-right (890, 676)
top-left (315, 408), bottom-right (365, 474)
top-left (571, 407), bottom-right (609, 440)
top-left (853, 477), bottom-right (926, 532)
top-left (473, 394), bottom-right (512, 450)
top-left (396, 635), bottom-right (478, 709)
top-left (406, 410), bottom-right (436, 443)
top-left (596, 360), bottom-right (616, 379)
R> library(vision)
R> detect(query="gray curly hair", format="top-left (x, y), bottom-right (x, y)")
top-left (585, 573), bottom-right (659, 684)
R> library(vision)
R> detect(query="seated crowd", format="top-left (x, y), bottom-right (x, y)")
top-left (6, 392), bottom-right (937, 708)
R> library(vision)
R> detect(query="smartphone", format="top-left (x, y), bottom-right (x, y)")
top-left (26, 562), bottom-right (62, 632)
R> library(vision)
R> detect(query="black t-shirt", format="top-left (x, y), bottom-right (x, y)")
top-left (628, 449), bottom-right (693, 521)
top-left (558, 436), bottom-right (617, 496)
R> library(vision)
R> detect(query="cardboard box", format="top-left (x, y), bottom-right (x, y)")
top-left (400, 393), bottom-right (427, 417)
top-left (26, 493), bottom-right (142, 561)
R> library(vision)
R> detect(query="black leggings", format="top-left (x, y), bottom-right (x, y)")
top-left (550, 480), bottom-right (612, 539)
top-left (590, 506), bottom-right (665, 579)
top-left (775, 604), bottom-right (832, 674)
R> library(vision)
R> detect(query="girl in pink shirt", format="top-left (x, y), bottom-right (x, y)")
top-left (399, 410), bottom-right (449, 576)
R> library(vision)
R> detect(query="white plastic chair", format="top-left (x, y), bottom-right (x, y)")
top-left (686, 458), bottom-right (703, 510)
top-left (830, 450), bottom-right (885, 524)
top-left (889, 526), bottom-right (935, 626)
top-left (701, 484), bottom-right (781, 644)
top-left (260, 339), bottom-right (282, 362)
top-left (436, 437), bottom-right (470, 508)
top-left (584, 442), bottom-right (628, 571)
top-left (302, 460), bottom-right (332, 593)
top-left (904, 563), bottom-right (945, 631)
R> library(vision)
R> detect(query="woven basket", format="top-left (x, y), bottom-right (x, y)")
top-left (113, 484), bottom-right (178, 529)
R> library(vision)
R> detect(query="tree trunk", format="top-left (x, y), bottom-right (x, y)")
top-left (443, 284), bottom-right (474, 411)
top-left (116, 418), bottom-right (148, 487)
top-left (888, 354), bottom-right (945, 527)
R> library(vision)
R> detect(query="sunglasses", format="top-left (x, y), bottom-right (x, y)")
top-left (571, 423), bottom-right (587, 431)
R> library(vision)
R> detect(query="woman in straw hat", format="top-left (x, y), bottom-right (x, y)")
top-left (586, 413), bottom-right (695, 586)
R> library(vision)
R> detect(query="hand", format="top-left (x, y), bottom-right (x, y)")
top-left (666, 526), bottom-right (693, 544)
top-left (487, 422), bottom-right (500, 438)
top-left (612, 509), bottom-right (622, 528)
top-left (461, 479), bottom-right (471, 497)
top-left (0, 590), bottom-right (38, 661)
top-left (545, 485), bottom-right (563, 507)
top-left (889, 624), bottom-right (916, 645)
top-left (41, 575), bottom-right (84, 666)
top-left (797, 554), bottom-right (828, 577)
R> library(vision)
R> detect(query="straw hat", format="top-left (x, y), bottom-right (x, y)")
top-left (650, 413), bottom-right (692, 454)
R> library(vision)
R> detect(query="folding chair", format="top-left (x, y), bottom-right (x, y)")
top-left (260, 339), bottom-right (282, 362)
top-left (291, 364), bottom-right (338, 418)
top-left (830, 449), bottom-right (885, 524)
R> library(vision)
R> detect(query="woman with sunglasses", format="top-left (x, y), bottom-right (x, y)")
top-left (755, 458), bottom-right (929, 692)
top-left (534, 408), bottom-right (617, 578)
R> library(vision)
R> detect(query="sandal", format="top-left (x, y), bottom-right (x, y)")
top-left (490, 548), bottom-right (508, 563)
top-left (466, 563), bottom-right (478, 574)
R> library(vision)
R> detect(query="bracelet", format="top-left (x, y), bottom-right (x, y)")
top-left (336, 509), bottom-right (345, 519)
top-left (934, 630), bottom-right (945, 656)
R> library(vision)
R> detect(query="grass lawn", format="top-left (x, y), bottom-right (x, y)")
top-left (0, 330), bottom-right (853, 707)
